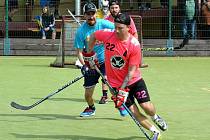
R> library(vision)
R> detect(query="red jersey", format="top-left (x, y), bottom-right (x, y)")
top-left (105, 15), bottom-right (138, 36)
top-left (94, 29), bottom-right (142, 88)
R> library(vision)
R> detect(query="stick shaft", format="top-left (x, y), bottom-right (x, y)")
top-left (93, 65), bottom-right (151, 140)
top-left (67, 9), bottom-right (81, 26)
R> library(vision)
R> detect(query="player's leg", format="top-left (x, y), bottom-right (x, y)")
top-left (140, 102), bottom-right (167, 131)
top-left (80, 86), bottom-right (96, 117)
top-left (140, 49), bottom-right (148, 68)
top-left (129, 103), bottom-right (161, 140)
top-left (98, 64), bottom-right (109, 104)
top-left (80, 69), bottom-right (100, 117)
top-left (133, 79), bottom-right (168, 131)
top-left (99, 80), bottom-right (109, 104)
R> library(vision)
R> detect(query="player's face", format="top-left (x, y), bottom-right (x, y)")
top-left (109, 5), bottom-right (120, 17)
top-left (85, 11), bottom-right (97, 26)
top-left (115, 23), bottom-right (129, 39)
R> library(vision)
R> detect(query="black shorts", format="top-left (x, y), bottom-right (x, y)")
top-left (83, 63), bottom-right (105, 88)
top-left (125, 78), bottom-right (151, 107)
top-left (8, 0), bottom-right (18, 11)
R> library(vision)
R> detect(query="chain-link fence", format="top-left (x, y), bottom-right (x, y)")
top-left (0, 0), bottom-right (209, 56)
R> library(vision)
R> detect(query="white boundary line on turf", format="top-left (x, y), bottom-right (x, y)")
top-left (201, 88), bottom-right (210, 92)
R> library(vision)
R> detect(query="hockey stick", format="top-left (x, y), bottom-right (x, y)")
top-left (66, 8), bottom-right (83, 68)
top-left (67, 8), bottom-right (81, 26)
top-left (93, 64), bottom-right (151, 140)
top-left (10, 75), bottom-right (84, 110)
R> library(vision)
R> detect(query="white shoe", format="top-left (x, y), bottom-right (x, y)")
top-left (153, 115), bottom-right (168, 131)
top-left (42, 36), bottom-right (46, 39)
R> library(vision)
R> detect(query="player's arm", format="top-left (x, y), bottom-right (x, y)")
top-left (77, 49), bottom-right (85, 65)
top-left (130, 18), bottom-right (138, 39)
top-left (112, 65), bottom-right (136, 108)
top-left (133, 32), bottom-right (138, 40)
top-left (74, 29), bottom-right (85, 65)
top-left (88, 33), bottom-right (97, 52)
top-left (88, 29), bottom-right (112, 52)
top-left (121, 65), bottom-right (137, 88)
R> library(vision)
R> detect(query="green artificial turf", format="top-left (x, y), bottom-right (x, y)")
top-left (1, 56), bottom-right (210, 140)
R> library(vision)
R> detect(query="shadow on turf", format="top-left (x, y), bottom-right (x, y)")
top-left (0, 114), bottom-right (122, 122)
top-left (11, 133), bottom-right (145, 140)
top-left (22, 64), bottom-right (79, 69)
top-left (31, 97), bottom-right (109, 104)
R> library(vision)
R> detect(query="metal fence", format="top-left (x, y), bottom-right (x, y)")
top-left (0, 0), bottom-right (209, 55)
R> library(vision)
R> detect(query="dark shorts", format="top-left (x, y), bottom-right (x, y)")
top-left (8, 0), bottom-right (18, 11)
top-left (83, 63), bottom-right (105, 88)
top-left (125, 78), bottom-right (151, 107)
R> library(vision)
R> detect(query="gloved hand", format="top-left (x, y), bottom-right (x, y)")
top-left (82, 51), bottom-right (99, 68)
top-left (81, 65), bottom-right (96, 77)
top-left (111, 88), bottom-right (129, 108)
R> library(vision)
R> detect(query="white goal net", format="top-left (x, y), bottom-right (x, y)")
top-left (50, 15), bottom-right (84, 67)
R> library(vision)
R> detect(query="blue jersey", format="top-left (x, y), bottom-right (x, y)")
top-left (74, 18), bottom-right (114, 64)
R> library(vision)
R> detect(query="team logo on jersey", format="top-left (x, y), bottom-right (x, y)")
top-left (110, 55), bottom-right (125, 69)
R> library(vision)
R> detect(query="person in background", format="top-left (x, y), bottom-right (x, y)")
top-left (40, 0), bottom-right (60, 19)
top-left (160, 0), bottom-right (168, 8)
top-left (4, 0), bottom-right (19, 22)
top-left (176, 0), bottom-right (199, 49)
top-left (36, 6), bottom-right (56, 39)
top-left (49, 0), bottom-right (60, 19)
top-left (86, 13), bottom-right (168, 140)
top-left (106, 0), bottom-right (149, 68)
top-left (96, 0), bottom-right (110, 19)
top-left (201, 0), bottom-right (210, 38)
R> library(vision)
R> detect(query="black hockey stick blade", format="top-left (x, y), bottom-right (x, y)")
top-left (10, 75), bottom-right (84, 110)
top-left (10, 101), bottom-right (32, 110)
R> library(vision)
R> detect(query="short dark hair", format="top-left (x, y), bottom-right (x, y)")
top-left (109, 0), bottom-right (120, 7)
top-left (114, 13), bottom-right (130, 25)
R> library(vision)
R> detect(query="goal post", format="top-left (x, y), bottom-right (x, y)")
top-left (130, 15), bottom-right (143, 45)
top-left (50, 15), bottom-right (84, 68)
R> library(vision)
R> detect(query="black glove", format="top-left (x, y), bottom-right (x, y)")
top-left (81, 65), bottom-right (96, 77)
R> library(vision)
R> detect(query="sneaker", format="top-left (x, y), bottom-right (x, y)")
top-left (151, 132), bottom-right (162, 140)
top-left (80, 107), bottom-right (95, 117)
top-left (99, 96), bottom-right (108, 104)
top-left (153, 115), bottom-right (168, 131)
top-left (118, 106), bottom-right (129, 117)
top-left (175, 38), bottom-right (189, 49)
top-left (42, 36), bottom-right (46, 39)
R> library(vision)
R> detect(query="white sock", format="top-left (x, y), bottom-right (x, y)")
top-left (150, 125), bottom-right (160, 133)
top-left (151, 114), bottom-right (158, 121)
